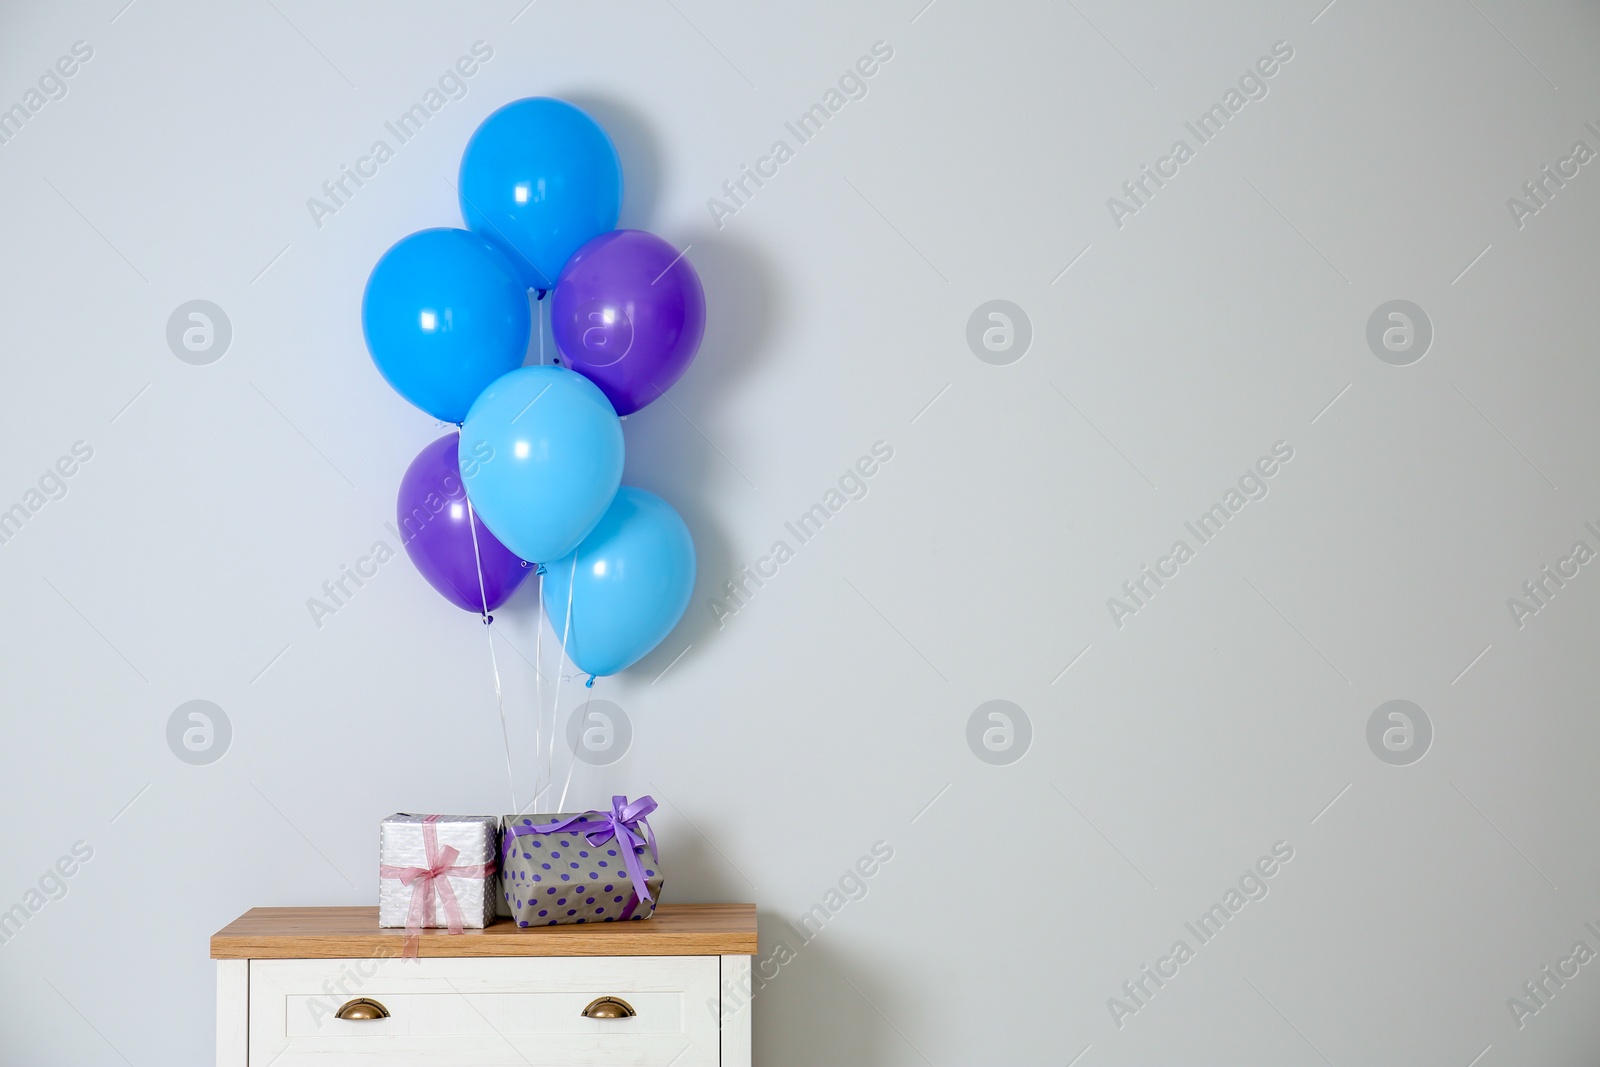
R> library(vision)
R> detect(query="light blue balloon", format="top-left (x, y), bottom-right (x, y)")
top-left (459, 98), bottom-right (622, 291)
top-left (542, 487), bottom-right (696, 678)
top-left (460, 366), bottom-right (624, 564)
top-left (361, 228), bottom-right (531, 423)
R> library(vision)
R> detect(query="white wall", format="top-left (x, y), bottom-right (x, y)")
top-left (3, 1), bottom-right (1599, 1063)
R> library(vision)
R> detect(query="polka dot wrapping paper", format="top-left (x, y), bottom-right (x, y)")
top-left (499, 802), bottom-right (664, 927)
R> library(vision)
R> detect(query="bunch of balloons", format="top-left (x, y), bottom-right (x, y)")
top-left (363, 98), bottom-right (702, 681)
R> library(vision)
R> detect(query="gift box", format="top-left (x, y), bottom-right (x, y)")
top-left (379, 814), bottom-right (499, 936)
top-left (501, 796), bottom-right (663, 927)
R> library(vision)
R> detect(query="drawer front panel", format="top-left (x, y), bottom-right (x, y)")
top-left (250, 956), bottom-right (720, 1066)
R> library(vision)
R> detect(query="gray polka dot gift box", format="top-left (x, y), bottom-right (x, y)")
top-left (501, 796), bottom-right (663, 927)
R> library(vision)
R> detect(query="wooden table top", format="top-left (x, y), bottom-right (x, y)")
top-left (211, 904), bottom-right (757, 959)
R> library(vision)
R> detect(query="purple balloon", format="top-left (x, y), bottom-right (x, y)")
top-left (398, 434), bottom-right (531, 613)
top-left (550, 229), bottom-right (706, 415)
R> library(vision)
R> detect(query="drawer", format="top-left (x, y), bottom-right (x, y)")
top-left (248, 955), bottom-right (720, 1066)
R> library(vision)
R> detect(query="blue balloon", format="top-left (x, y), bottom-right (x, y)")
top-left (362, 228), bottom-right (531, 423)
top-left (458, 98), bottom-right (622, 291)
top-left (541, 487), bottom-right (696, 678)
top-left (460, 366), bottom-right (624, 564)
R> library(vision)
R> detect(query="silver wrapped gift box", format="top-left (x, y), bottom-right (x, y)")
top-left (378, 813), bottom-right (499, 930)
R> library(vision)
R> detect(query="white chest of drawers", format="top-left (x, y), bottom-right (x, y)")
top-left (212, 904), bottom-right (755, 1067)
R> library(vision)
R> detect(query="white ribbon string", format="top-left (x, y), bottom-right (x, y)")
top-left (556, 680), bottom-right (592, 814)
top-left (542, 552), bottom-right (578, 812)
top-left (465, 488), bottom-right (517, 815)
top-left (532, 292), bottom-right (547, 812)
top-left (532, 573), bottom-right (545, 812)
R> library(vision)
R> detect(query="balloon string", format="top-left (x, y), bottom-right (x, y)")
top-left (541, 553), bottom-right (578, 812)
top-left (513, 564), bottom-right (556, 819)
top-left (556, 679), bottom-right (592, 814)
top-left (531, 293), bottom-right (547, 813)
top-left (531, 574), bottom-right (545, 814)
top-left (465, 490), bottom-right (517, 815)
top-left (537, 288), bottom-right (545, 365)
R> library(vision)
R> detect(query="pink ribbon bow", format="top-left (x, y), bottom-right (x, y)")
top-left (380, 815), bottom-right (493, 957)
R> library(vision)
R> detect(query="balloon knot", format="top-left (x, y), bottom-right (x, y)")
top-left (535, 288), bottom-right (548, 301)
top-left (482, 614), bottom-right (494, 625)
top-left (585, 675), bottom-right (596, 689)
top-left (534, 564), bottom-right (547, 576)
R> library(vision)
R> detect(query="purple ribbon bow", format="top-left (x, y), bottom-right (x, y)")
top-left (507, 795), bottom-right (659, 908)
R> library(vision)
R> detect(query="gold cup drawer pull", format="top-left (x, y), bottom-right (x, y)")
top-left (334, 997), bottom-right (390, 1020)
top-left (582, 995), bottom-right (637, 1019)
